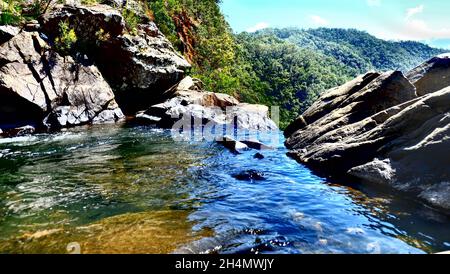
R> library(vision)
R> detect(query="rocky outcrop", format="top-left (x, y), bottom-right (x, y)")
top-left (40, 4), bottom-right (191, 113)
top-left (0, 3), bottom-right (276, 137)
top-left (0, 31), bottom-right (123, 130)
top-left (285, 57), bottom-right (450, 212)
top-left (135, 77), bottom-right (278, 131)
top-left (406, 54), bottom-right (450, 96)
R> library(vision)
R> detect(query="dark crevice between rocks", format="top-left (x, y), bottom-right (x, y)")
top-left (14, 44), bottom-right (52, 115)
top-left (0, 87), bottom-right (44, 130)
top-left (114, 83), bottom-right (179, 115)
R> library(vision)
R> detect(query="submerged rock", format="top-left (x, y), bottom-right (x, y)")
top-left (0, 31), bottom-right (124, 130)
top-left (0, 211), bottom-right (208, 254)
top-left (232, 170), bottom-right (266, 181)
top-left (285, 56), bottom-right (450, 212)
top-left (254, 153), bottom-right (265, 160)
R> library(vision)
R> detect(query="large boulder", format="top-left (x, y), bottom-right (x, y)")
top-left (348, 88), bottom-right (450, 210)
top-left (135, 77), bottom-right (278, 131)
top-left (285, 59), bottom-right (450, 212)
top-left (40, 4), bottom-right (191, 113)
top-left (0, 31), bottom-right (123, 130)
top-left (406, 53), bottom-right (450, 96)
top-left (285, 71), bottom-right (417, 156)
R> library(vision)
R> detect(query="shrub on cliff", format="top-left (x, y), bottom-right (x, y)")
top-left (54, 21), bottom-right (78, 55)
top-left (0, 0), bottom-right (51, 25)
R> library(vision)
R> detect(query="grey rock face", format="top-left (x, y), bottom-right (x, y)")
top-left (40, 4), bottom-right (191, 113)
top-left (0, 31), bottom-right (123, 130)
top-left (406, 53), bottom-right (450, 96)
top-left (285, 58), bottom-right (450, 212)
top-left (136, 77), bottom-right (278, 131)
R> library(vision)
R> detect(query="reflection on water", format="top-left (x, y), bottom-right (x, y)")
top-left (0, 124), bottom-right (449, 254)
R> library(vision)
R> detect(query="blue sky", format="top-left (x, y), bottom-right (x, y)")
top-left (220, 0), bottom-right (450, 49)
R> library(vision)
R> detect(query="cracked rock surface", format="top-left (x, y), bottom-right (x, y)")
top-left (285, 57), bottom-right (450, 212)
top-left (0, 31), bottom-right (124, 129)
top-left (40, 4), bottom-right (191, 114)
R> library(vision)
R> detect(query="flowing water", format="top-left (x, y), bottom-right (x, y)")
top-left (0, 124), bottom-right (449, 254)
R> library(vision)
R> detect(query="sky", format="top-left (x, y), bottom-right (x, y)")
top-left (220, 0), bottom-right (450, 49)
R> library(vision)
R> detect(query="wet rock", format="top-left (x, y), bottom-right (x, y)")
top-left (254, 153), bottom-right (265, 160)
top-left (241, 139), bottom-right (274, 150)
top-left (40, 4), bottom-right (191, 113)
top-left (1, 125), bottom-right (36, 138)
top-left (217, 136), bottom-right (249, 154)
top-left (232, 170), bottom-right (266, 181)
top-left (285, 56), bottom-right (450, 212)
top-left (0, 31), bottom-right (124, 129)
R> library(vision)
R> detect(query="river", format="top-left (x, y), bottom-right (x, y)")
top-left (0, 124), bottom-right (449, 254)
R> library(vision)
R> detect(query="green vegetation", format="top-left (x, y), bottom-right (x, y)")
top-left (2, 1), bottom-right (445, 128)
top-left (80, 0), bottom-right (98, 5)
top-left (122, 7), bottom-right (141, 35)
top-left (267, 28), bottom-right (445, 73)
top-left (144, 1), bottom-right (445, 128)
top-left (147, 0), bottom-right (240, 95)
top-left (0, 0), bottom-right (51, 25)
top-left (1, 0), bottom-right (25, 25)
top-left (54, 21), bottom-right (78, 55)
top-left (236, 33), bottom-right (355, 128)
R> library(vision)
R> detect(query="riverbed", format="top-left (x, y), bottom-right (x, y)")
top-left (0, 124), bottom-right (449, 254)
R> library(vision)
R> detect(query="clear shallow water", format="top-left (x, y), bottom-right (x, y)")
top-left (0, 124), bottom-right (449, 254)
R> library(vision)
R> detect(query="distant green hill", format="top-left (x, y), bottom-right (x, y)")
top-left (267, 28), bottom-right (446, 73)
top-left (236, 28), bottom-right (447, 127)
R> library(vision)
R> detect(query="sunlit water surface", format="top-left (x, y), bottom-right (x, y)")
top-left (0, 124), bottom-right (449, 254)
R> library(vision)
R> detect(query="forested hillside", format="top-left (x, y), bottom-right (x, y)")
top-left (146, 1), bottom-right (446, 127)
top-left (237, 29), bottom-right (446, 126)
top-left (1, 0), bottom-right (446, 128)
top-left (268, 28), bottom-right (446, 73)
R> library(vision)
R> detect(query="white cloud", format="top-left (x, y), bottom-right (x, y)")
top-left (395, 5), bottom-right (450, 41)
top-left (374, 18), bottom-right (450, 41)
top-left (367, 0), bottom-right (381, 7)
top-left (246, 22), bottom-right (270, 33)
top-left (309, 15), bottom-right (329, 26)
top-left (406, 5), bottom-right (424, 19)
top-left (404, 19), bottom-right (450, 40)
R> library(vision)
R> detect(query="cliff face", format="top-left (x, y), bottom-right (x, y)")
top-left (0, 3), bottom-right (190, 130)
top-left (40, 3), bottom-right (191, 114)
top-left (0, 30), bottom-right (123, 129)
top-left (285, 54), bottom-right (450, 212)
